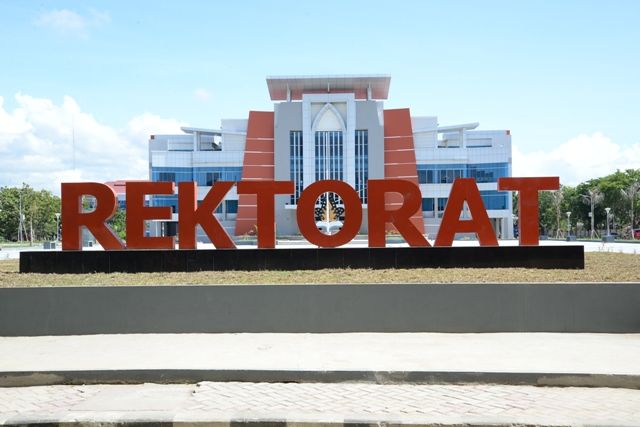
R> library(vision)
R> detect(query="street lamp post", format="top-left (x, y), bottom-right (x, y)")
top-left (566, 211), bottom-right (573, 241)
top-left (604, 207), bottom-right (613, 242)
top-left (55, 213), bottom-right (61, 242)
top-left (18, 213), bottom-right (25, 244)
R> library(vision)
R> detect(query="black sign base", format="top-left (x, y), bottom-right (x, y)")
top-left (20, 245), bottom-right (584, 273)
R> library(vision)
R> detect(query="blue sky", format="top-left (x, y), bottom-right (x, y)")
top-left (1, 1), bottom-right (639, 192)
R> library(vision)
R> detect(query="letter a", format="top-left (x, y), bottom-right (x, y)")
top-left (435, 178), bottom-right (498, 246)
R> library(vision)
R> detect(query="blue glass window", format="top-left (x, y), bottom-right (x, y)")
top-left (158, 172), bottom-right (175, 182)
top-left (290, 131), bottom-right (303, 204)
top-left (315, 131), bottom-right (343, 181)
top-left (422, 198), bottom-right (434, 212)
top-left (150, 166), bottom-right (242, 215)
top-left (152, 195), bottom-right (178, 214)
top-left (355, 130), bottom-right (368, 203)
top-left (418, 170), bottom-right (427, 184)
top-left (152, 167), bottom-right (241, 186)
top-left (480, 190), bottom-right (508, 210)
top-left (206, 172), bottom-right (222, 186)
top-left (225, 200), bottom-right (238, 214)
top-left (417, 162), bottom-right (509, 184)
top-left (467, 163), bottom-right (509, 183)
top-left (437, 197), bottom-right (448, 212)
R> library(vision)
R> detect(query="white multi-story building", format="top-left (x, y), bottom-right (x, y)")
top-left (148, 75), bottom-right (513, 240)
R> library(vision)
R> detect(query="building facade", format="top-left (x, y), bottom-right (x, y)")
top-left (148, 75), bottom-right (513, 241)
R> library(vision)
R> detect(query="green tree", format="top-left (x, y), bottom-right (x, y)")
top-left (620, 181), bottom-right (640, 239)
top-left (580, 187), bottom-right (603, 239)
top-left (107, 209), bottom-right (127, 241)
top-left (537, 190), bottom-right (556, 236)
top-left (532, 169), bottom-right (640, 239)
top-left (0, 184), bottom-right (60, 243)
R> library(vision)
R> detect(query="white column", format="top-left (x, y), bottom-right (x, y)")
top-left (302, 97), bottom-right (314, 189)
top-left (344, 96), bottom-right (356, 188)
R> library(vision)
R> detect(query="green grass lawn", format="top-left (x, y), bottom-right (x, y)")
top-left (0, 252), bottom-right (638, 287)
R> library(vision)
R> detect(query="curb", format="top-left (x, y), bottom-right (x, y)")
top-left (0, 420), bottom-right (591, 427)
top-left (1, 369), bottom-right (639, 389)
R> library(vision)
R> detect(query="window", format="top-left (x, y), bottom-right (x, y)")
top-left (152, 195), bottom-right (178, 214)
top-left (468, 163), bottom-right (509, 183)
top-left (418, 165), bottom-right (461, 184)
top-left (427, 170), bottom-right (434, 184)
top-left (206, 172), bottom-right (222, 186)
top-left (225, 200), bottom-right (238, 214)
top-left (355, 130), bottom-right (368, 203)
top-left (315, 131), bottom-right (343, 181)
top-left (158, 172), bottom-right (175, 182)
top-left (314, 130), bottom-right (344, 207)
top-left (480, 191), bottom-right (508, 210)
top-left (437, 197), bottom-right (448, 212)
top-left (422, 198), bottom-right (434, 211)
top-left (417, 163), bottom-right (509, 184)
top-left (199, 135), bottom-right (222, 151)
top-left (418, 170), bottom-right (427, 184)
top-left (438, 169), bottom-right (463, 184)
top-left (194, 167), bottom-right (242, 186)
top-left (290, 131), bottom-right (303, 204)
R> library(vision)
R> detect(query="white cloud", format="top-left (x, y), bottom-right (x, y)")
top-left (194, 88), bottom-right (211, 102)
top-left (34, 9), bottom-right (110, 37)
top-left (513, 132), bottom-right (640, 186)
top-left (0, 93), bottom-right (187, 194)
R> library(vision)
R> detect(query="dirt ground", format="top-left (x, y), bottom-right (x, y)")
top-left (0, 252), bottom-right (638, 287)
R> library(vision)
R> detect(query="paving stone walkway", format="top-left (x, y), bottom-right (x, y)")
top-left (1, 381), bottom-right (640, 426)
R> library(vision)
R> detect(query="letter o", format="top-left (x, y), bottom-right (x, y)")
top-left (296, 180), bottom-right (362, 248)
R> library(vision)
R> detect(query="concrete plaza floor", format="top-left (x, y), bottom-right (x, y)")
top-left (2, 381), bottom-right (640, 426)
top-left (1, 332), bottom-right (639, 375)
top-left (1, 333), bottom-right (640, 426)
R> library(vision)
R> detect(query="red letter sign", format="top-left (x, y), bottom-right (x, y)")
top-left (126, 181), bottom-right (175, 249)
top-left (178, 182), bottom-right (236, 249)
top-left (237, 181), bottom-right (294, 248)
top-left (435, 178), bottom-right (498, 246)
top-left (61, 183), bottom-right (124, 250)
top-left (367, 179), bottom-right (430, 248)
top-left (498, 177), bottom-right (560, 246)
top-left (297, 180), bottom-right (362, 247)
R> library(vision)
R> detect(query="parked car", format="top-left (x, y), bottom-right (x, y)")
top-left (634, 229), bottom-right (640, 239)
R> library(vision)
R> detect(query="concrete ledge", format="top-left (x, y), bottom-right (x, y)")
top-left (19, 245), bottom-right (585, 273)
top-left (0, 284), bottom-right (638, 336)
top-left (2, 369), bottom-right (639, 389)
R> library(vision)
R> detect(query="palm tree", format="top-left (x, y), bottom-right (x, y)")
top-left (620, 182), bottom-right (640, 239)
top-left (581, 188), bottom-right (603, 239)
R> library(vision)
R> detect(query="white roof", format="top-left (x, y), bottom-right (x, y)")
top-left (266, 75), bottom-right (391, 100)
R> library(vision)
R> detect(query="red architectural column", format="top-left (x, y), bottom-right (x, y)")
top-left (234, 111), bottom-right (275, 236)
top-left (382, 108), bottom-right (425, 234)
